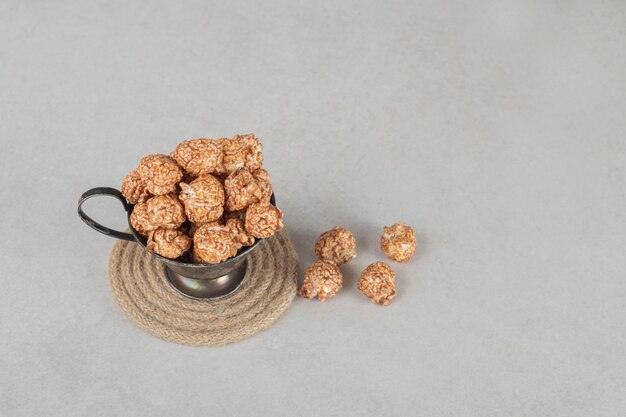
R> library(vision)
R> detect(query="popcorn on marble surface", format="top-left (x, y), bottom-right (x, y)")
top-left (299, 260), bottom-right (343, 302)
top-left (358, 262), bottom-right (397, 306)
top-left (314, 226), bottom-right (357, 266)
top-left (380, 223), bottom-right (416, 262)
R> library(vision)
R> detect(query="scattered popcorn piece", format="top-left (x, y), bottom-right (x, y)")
top-left (299, 260), bottom-right (343, 302)
top-left (146, 227), bottom-right (192, 259)
top-left (129, 202), bottom-right (157, 237)
top-left (315, 226), bottom-right (357, 266)
top-left (146, 194), bottom-right (186, 230)
top-left (136, 154), bottom-right (183, 196)
top-left (179, 175), bottom-right (225, 223)
top-left (171, 138), bottom-right (223, 176)
top-left (244, 202), bottom-right (284, 238)
top-left (358, 262), bottom-right (397, 306)
top-left (121, 170), bottom-right (151, 204)
top-left (193, 223), bottom-right (239, 264)
top-left (380, 223), bottom-right (416, 262)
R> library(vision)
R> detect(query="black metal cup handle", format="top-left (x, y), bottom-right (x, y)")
top-left (78, 187), bottom-right (135, 241)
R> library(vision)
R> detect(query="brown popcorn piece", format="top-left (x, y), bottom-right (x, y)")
top-left (193, 223), bottom-right (239, 264)
top-left (380, 223), bottom-right (416, 262)
top-left (146, 228), bottom-right (192, 259)
top-left (129, 202), bottom-right (157, 237)
top-left (146, 194), bottom-right (186, 229)
top-left (244, 202), bottom-right (284, 238)
top-left (179, 175), bottom-right (225, 223)
top-left (299, 260), bottom-right (343, 302)
top-left (137, 154), bottom-right (183, 195)
top-left (358, 262), bottom-right (397, 306)
top-left (171, 138), bottom-right (224, 176)
top-left (315, 226), bottom-right (357, 266)
top-left (216, 133), bottom-right (263, 175)
top-left (223, 168), bottom-right (268, 211)
top-left (121, 170), bottom-right (151, 204)
top-left (252, 169), bottom-right (272, 202)
top-left (226, 218), bottom-right (255, 248)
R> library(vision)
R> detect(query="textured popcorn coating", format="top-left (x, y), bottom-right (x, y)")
top-left (146, 227), bottom-right (192, 259)
top-left (172, 139), bottom-right (223, 176)
top-left (224, 168), bottom-right (266, 211)
top-left (244, 202), bottom-right (284, 238)
top-left (193, 223), bottom-right (239, 264)
top-left (315, 226), bottom-right (357, 266)
top-left (137, 154), bottom-right (183, 195)
top-left (121, 170), bottom-right (151, 204)
top-left (146, 194), bottom-right (186, 230)
top-left (358, 262), bottom-right (397, 306)
top-left (216, 134), bottom-right (263, 175)
top-left (252, 169), bottom-right (272, 202)
top-left (299, 260), bottom-right (343, 302)
top-left (121, 133), bottom-right (280, 264)
top-left (380, 223), bottom-right (416, 262)
top-left (226, 218), bottom-right (255, 248)
top-left (179, 175), bottom-right (225, 223)
top-left (129, 202), bottom-right (157, 237)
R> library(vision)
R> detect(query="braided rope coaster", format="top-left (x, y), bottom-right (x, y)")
top-left (108, 230), bottom-right (298, 346)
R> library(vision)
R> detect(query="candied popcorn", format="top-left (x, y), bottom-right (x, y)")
top-left (119, 134), bottom-right (281, 265)
top-left (146, 227), bottom-right (192, 259)
top-left (244, 202), bottom-right (284, 238)
top-left (146, 194), bottom-right (186, 229)
top-left (121, 170), bottom-right (151, 204)
top-left (224, 168), bottom-right (268, 211)
top-left (129, 202), bottom-right (157, 237)
top-left (137, 154), bottom-right (183, 195)
top-left (358, 262), bottom-right (397, 306)
top-left (179, 175), bottom-right (225, 223)
top-left (216, 134), bottom-right (263, 174)
top-left (226, 218), bottom-right (255, 248)
top-left (380, 223), bottom-right (416, 262)
top-left (193, 223), bottom-right (239, 264)
top-left (315, 226), bottom-right (357, 266)
top-left (299, 260), bottom-right (343, 302)
top-left (252, 169), bottom-right (272, 202)
top-left (171, 138), bottom-right (223, 176)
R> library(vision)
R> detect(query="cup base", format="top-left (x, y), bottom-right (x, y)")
top-left (165, 259), bottom-right (248, 300)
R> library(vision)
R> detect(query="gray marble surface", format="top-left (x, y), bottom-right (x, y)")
top-left (1, 1), bottom-right (625, 416)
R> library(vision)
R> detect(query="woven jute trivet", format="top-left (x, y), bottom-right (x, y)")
top-left (108, 230), bottom-right (298, 346)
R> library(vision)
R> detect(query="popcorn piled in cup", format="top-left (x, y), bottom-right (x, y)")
top-left (121, 134), bottom-right (283, 264)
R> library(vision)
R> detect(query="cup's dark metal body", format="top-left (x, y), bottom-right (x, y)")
top-left (78, 187), bottom-right (271, 299)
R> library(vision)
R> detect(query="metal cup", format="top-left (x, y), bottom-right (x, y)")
top-left (78, 187), bottom-right (271, 299)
